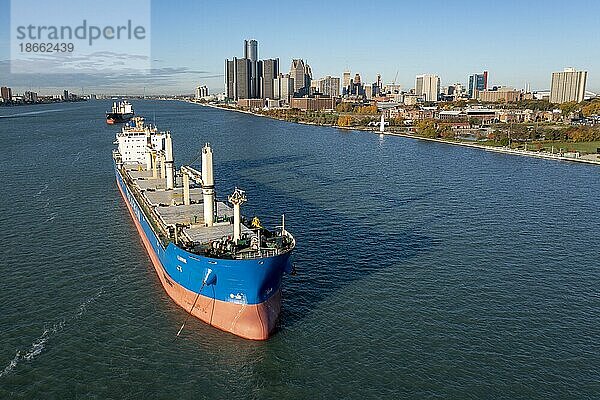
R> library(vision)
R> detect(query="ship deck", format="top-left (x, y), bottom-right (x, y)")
top-left (125, 166), bottom-right (254, 244)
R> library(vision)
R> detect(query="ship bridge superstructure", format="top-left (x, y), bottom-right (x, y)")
top-left (113, 123), bottom-right (295, 261)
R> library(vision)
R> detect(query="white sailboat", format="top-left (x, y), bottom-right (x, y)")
top-left (379, 112), bottom-right (385, 135)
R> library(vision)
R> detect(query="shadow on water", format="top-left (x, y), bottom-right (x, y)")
top-left (218, 157), bottom-right (438, 331)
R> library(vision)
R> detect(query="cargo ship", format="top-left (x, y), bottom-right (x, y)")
top-left (106, 100), bottom-right (134, 124)
top-left (112, 117), bottom-right (295, 340)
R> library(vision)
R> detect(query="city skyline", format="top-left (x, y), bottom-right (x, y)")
top-left (1, 0), bottom-right (599, 95)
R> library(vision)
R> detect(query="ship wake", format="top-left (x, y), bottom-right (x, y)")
top-left (0, 288), bottom-right (105, 379)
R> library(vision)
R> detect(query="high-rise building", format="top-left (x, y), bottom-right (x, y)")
top-left (24, 91), bottom-right (38, 103)
top-left (63, 90), bottom-right (69, 101)
top-left (290, 59), bottom-right (309, 96)
top-left (273, 73), bottom-right (294, 104)
top-left (312, 76), bottom-right (340, 97)
top-left (304, 64), bottom-right (312, 90)
top-left (1, 86), bottom-right (12, 101)
top-left (342, 70), bottom-right (351, 96)
top-left (227, 39), bottom-right (274, 101)
top-left (468, 71), bottom-right (488, 99)
top-left (415, 74), bottom-right (440, 102)
top-left (550, 67), bottom-right (587, 104)
top-left (259, 58), bottom-right (279, 99)
top-left (244, 39), bottom-right (259, 98)
top-left (196, 85), bottom-right (209, 99)
top-left (225, 57), bottom-right (251, 100)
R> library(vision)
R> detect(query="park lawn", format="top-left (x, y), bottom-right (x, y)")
top-left (529, 141), bottom-right (600, 154)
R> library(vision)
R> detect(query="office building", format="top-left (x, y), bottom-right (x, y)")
top-left (550, 67), bottom-right (587, 103)
top-left (196, 85), bottom-right (209, 99)
top-left (227, 39), bottom-right (278, 101)
top-left (290, 96), bottom-right (338, 111)
top-left (273, 73), bottom-right (294, 104)
top-left (1, 86), bottom-right (12, 101)
top-left (415, 74), bottom-right (440, 102)
top-left (342, 70), bottom-right (351, 95)
top-left (259, 58), bottom-right (279, 99)
top-left (290, 59), bottom-right (312, 97)
top-left (244, 39), bottom-right (259, 98)
top-left (468, 71), bottom-right (488, 98)
top-left (24, 91), bottom-right (38, 103)
top-left (225, 57), bottom-right (251, 100)
top-left (313, 76), bottom-right (340, 97)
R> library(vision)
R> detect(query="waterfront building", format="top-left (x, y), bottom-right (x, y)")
top-left (259, 58), bottom-right (279, 99)
top-left (195, 85), bottom-right (209, 99)
top-left (226, 57), bottom-right (251, 100)
top-left (226, 39), bottom-right (280, 101)
top-left (273, 73), bottom-right (295, 104)
top-left (63, 90), bottom-right (69, 101)
top-left (415, 74), bottom-right (440, 102)
top-left (237, 98), bottom-right (265, 109)
top-left (313, 76), bottom-right (341, 97)
top-left (468, 71), bottom-right (488, 98)
top-left (1, 86), bottom-right (12, 101)
top-left (244, 39), bottom-right (259, 98)
top-left (290, 96), bottom-right (338, 111)
top-left (24, 91), bottom-right (38, 103)
top-left (550, 67), bottom-right (587, 104)
top-left (290, 59), bottom-right (311, 97)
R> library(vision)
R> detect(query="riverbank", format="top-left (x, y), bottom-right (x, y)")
top-left (188, 101), bottom-right (600, 166)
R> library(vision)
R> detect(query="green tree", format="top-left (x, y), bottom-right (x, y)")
top-left (415, 119), bottom-right (437, 138)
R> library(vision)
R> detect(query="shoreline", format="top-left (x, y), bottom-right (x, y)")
top-left (185, 100), bottom-right (600, 166)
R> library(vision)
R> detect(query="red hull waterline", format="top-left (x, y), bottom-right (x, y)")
top-left (117, 181), bottom-right (281, 340)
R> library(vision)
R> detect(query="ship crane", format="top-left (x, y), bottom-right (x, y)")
top-left (178, 143), bottom-right (216, 227)
top-left (228, 188), bottom-right (247, 243)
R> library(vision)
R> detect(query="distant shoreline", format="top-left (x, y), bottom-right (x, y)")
top-left (184, 100), bottom-right (600, 167)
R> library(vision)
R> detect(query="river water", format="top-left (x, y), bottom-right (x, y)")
top-left (0, 100), bottom-right (598, 399)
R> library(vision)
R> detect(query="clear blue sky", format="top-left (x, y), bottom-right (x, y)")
top-left (1, 0), bottom-right (599, 95)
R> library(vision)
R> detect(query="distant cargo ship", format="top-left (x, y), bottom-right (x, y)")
top-left (106, 100), bottom-right (134, 124)
top-left (112, 117), bottom-right (295, 339)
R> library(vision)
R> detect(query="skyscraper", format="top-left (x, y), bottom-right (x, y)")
top-left (227, 40), bottom-right (280, 101)
top-left (259, 59), bottom-right (279, 99)
top-left (342, 70), bottom-right (351, 96)
top-left (273, 73), bottom-right (294, 103)
top-left (313, 76), bottom-right (341, 97)
top-left (0, 86), bottom-right (12, 101)
top-left (468, 71), bottom-right (488, 99)
top-left (244, 39), bottom-right (259, 98)
top-left (550, 67), bottom-right (587, 104)
top-left (196, 85), bottom-right (209, 99)
top-left (225, 57), bottom-right (251, 100)
top-left (290, 59), bottom-right (311, 97)
top-left (416, 74), bottom-right (440, 102)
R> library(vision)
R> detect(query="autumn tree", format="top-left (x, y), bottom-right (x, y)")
top-left (415, 119), bottom-right (438, 138)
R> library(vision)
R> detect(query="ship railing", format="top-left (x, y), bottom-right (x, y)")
top-left (122, 167), bottom-right (170, 246)
top-left (234, 248), bottom-right (280, 260)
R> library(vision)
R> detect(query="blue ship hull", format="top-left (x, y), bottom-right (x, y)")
top-left (115, 166), bottom-right (292, 339)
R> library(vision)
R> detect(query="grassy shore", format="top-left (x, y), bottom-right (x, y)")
top-left (189, 101), bottom-right (600, 165)
top-left (526, 141), bottom-right (600, 154)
